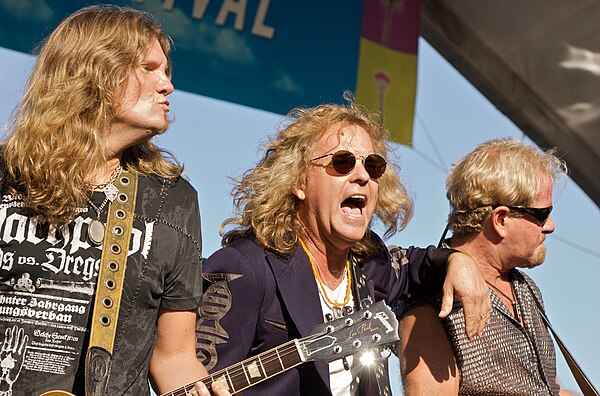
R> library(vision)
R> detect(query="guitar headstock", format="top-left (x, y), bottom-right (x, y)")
top-left (297, 300), bottom-right (398, 363)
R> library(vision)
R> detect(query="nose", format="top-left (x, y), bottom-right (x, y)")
top-left (157, 71), bottom-right (174, 95)
top-left (542, 214), bottom-right (555, 234)
top-left (349, 157), bottom-right (370, 184)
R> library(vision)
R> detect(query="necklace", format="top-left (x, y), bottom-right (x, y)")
top-left (299, 238), bottom-right (352, 308)
top-left (83, 165), bottom-right (123, 202)
top-left (486, 280), bottom-right (521, 322)
top-left (87, 195), bottom-right (110, 245)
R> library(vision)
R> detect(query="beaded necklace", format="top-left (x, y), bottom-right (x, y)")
top-left (299, 238), bottom-right (352, 308)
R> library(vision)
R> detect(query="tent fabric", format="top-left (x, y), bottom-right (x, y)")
top-left (420, 0), bottom-right (600, 207)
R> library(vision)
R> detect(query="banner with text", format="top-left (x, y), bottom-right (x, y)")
top-left (0, 0), bottom-right (419, 145)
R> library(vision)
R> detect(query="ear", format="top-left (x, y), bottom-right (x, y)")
top-left (294, 188), bottom-right (306, 201)
top-left (490, 206), bottom-right (509, 238)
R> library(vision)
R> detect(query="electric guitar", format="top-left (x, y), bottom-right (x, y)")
top-left (40, 300), bottom-right (399, 396)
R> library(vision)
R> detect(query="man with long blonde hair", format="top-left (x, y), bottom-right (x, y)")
top-left (196, 97), bottom-right (490, 395)
top-left (0, 5), bottom-right (228, 396)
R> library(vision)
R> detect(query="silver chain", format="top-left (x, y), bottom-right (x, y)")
top-left (83, 165), bottom-right (122, 190)
top-left (87, 196), bottom-right (110, 219)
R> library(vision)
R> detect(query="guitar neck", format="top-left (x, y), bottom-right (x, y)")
top-left (162, 339), bottom-right (303, 396)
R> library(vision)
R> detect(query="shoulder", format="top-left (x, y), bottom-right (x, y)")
top-left (134, 174), bottom-right (201, 246)
top-left (364, 231), bottom-right (390, 266)
top-left (137, 174), bottom-right (197, 197)
top-left (204, 237), bottom-right (267, 271)
top-left (0, 155), bottom-right (7, 188)
top-left (512, 269), bottom-right (539, 290)
top-left (135, 174), bottom-right (199, 215)
top-left (203, 237), bottom-right (271, 296)
top-left (512, 269), bottom-right (543, 302)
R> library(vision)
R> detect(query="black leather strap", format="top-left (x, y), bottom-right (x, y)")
top-left (526, 283), bottom-right (599, 396)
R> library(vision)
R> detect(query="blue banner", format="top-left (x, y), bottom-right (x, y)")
top-left (0, 0), bottom-right (364, 114)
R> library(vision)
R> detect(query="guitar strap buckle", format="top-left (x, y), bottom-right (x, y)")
top-left (85, 347), bottom-right (113, 395)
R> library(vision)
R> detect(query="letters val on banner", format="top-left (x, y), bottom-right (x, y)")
top-left (0, 0), bottom-right (419, 146)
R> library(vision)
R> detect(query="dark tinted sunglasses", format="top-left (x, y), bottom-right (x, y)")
top-left (311, 150), bottom-right (387, 179)
top-left (493, 205), bottom-right (553, 224)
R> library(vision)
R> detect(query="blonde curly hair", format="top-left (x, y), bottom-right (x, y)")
top-left (446, 138), bottom-right (567, 235)
top-left (1, 5), bottom-right (182, 226)
top-left (221, 95), bottom-right (413, 258)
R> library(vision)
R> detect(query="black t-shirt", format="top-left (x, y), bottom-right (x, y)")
top-left (0, 172), bottom-right (202, 395)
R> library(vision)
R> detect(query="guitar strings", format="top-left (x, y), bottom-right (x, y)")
top-left (168, 319), bottom-right (361, 395)
top-left (166, 341), bottom-right (302, 395)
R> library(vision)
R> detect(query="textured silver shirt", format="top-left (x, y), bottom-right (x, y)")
top-left (441, 269), bottom-right (560, 395)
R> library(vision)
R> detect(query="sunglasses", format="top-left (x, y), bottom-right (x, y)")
top-left (493, 205), bottom-right (553, 224)
top-left (311, 150), bottom-right (387, 179)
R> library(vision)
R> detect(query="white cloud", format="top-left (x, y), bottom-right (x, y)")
top-left (272, 69), bottom-right (303, 94)
top-left (143, 3), bottom-right (257, 64)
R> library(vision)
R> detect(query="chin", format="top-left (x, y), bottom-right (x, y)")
top-left (346, 229), bottom-right (369, 244)
top-left (526, 251), bottom-right (546, 268)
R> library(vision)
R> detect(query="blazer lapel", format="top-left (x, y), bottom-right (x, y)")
top-left (265, 246), bottom-right (331, 388)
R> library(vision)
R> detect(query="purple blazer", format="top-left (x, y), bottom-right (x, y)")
top-left (195, 233), bottom-right (446, 395)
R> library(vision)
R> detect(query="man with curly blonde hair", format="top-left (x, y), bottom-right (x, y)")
top-left (196, 97), bottom-right (491, 395)
top-left (0, 5), bottom-right (228, 396)
top-left (397, 138), bottom-right (577, 395)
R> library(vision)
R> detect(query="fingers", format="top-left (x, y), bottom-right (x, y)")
top-left (18, 331), bottom-right (28, 355)
top-left (211, 382), bottom-right (231, 396)
top-left (3, 326), bottom-right (11, 350)
top-left (194, 381), bottom-right (212, 396)
top-left (445, 251), bottom-right (492, 340)
top-left (438, 284), bottom-right (454, 319)
top-left (194, 380), bottom-right (232, 396)
top-left (7, 325), bottom-right (18, 351)
top-left (462, 292), bottom-right (491, 340)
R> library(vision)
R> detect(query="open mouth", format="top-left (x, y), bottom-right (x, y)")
top-left (341, 195), bottom-right (366, 217)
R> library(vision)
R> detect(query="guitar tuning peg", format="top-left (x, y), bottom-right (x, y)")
top-left (359, 297), bottom-right (373, 309)
top-left (325, 313), bottom-right (334, 322)
top-left (342, 356), bottom-right (350, 371)
top-left (379, 347), bottom-right (392, 359)
top-left (387, 345), bottom-right (399, 358)
top-left (344, 306), bottom-right (353, 315)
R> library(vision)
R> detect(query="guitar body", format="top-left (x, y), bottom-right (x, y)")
top-left (39, 391), bottom-right (75, 396)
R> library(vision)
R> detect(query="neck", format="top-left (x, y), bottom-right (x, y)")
top-left (301, 235), bottom-right (348, 276)
top-left (85, 158), bottom-right (122, 186)
top-left (448, 233), bottom-right (507, 283)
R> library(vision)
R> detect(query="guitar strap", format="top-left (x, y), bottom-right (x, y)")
top-left (85, 170), bottom-right (138, 396)
top-left (524, 282), bottom-right (600, 396)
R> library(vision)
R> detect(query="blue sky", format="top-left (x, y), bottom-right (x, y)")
top-left (1, 36), bottom-right (598, 394)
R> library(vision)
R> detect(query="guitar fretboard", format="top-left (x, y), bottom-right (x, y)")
top-left (162, 340), bottom-right (303, 395)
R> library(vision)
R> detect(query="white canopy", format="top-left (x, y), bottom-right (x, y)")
top-left (421, 0), bottom-right (600, 207)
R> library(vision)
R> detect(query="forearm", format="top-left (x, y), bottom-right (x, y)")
top-left (149, 345), bottom-right (208, 393)
top-left (149, 309), bottom-right (207, 394)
